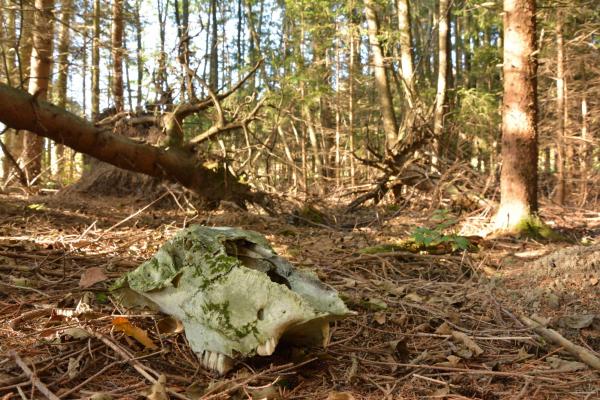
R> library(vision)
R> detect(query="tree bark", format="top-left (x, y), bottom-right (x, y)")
top-left (433, 0), bottom-right (449, 152)
top-left (554, 12), bottom-right (568, 206)
top-left (22, 0), bottom-right (54, 182)
top-left (396, 0), bottom-right (415, 100)
top-left (92, 0), bottom-right (101, 119)
top-left (1, 2), bottom-right (18, 181)
top-left (54, 0), bottom-right (74, 179)
top-left (0, 83), bottom-right (261, 206)
top-left (493, 0), bottom-right (539, 231)
top-left (364, 0), bottom-right (398, 146)
top-left (209, 0), bottom-right (218, 91)
top-left (111, 0), bottom-right (124, 112)
top-left (134, 0), bottom-right (143, 108)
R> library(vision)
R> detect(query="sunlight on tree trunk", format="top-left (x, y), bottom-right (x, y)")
top-left (554, 12), bottom-right (567, 205)
top-left (91, 0), bottom-right (100, 120)
top-left (397, 0), bottom-right (415, 99)
top-left (23, 0), bottom-right (54, 183)
top-left (364, 0), bottom-right (398, 146)
top-left (111, 0), bottom-right (124, 112)
top-left (209, 0), bottom-right (218, 91)
top-left (493, 0), bottom-right (539, 232)
top-left (433, 0), bottom-right (449, 160)
top-left (54, 0), bottom-right (73, 180)
top-left (1, 2), bottom-right (18, 181)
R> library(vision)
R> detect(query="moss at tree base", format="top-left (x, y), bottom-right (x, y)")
top-left (496, 214), bottom-right (565, 241)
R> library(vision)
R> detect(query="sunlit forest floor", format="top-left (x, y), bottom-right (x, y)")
top-left (0, 189), bottom-right (599, 399)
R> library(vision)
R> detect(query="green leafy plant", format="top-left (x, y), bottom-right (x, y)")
top-left (410, 210), bottom-right (471, 252)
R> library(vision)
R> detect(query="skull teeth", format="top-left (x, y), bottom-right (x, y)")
top-left (256, 337), bottom-right (278, 356)
top-left (201, 351), bottom-right (234, 375)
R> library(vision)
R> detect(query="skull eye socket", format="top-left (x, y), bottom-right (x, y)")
top-left (257, 308), bottom-right (264, 320)
top-left (171, 272), bottom-right (183, 288)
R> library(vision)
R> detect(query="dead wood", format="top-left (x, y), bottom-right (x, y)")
top-left (520, 315), bottom-right (600, 371)
top-left (9, 351), bottom-right (60, 400)
top-left (0, 83), bottom-right (268, 208)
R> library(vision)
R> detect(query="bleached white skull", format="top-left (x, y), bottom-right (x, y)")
top-left (113, 226), bottom-right (353, 374)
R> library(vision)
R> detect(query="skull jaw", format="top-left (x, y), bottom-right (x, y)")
top-left (199, 318), bottom-right (331, 375)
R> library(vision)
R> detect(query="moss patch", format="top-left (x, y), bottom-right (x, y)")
top-left (511, 215), bottom-right (566, 241)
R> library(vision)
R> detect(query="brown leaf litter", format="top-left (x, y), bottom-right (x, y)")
top-left (0, 192), bottom-right (599, 399)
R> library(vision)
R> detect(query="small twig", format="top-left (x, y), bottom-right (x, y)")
top-left (57, 361), bottom-right (120, 399)
top-left (520, 315), bottom-right (600, 371)
top-left (201, 358), bottom-right (316, 400)
top-left (87, 329), bottom-right (157, 382)
top-left (366, 360), bottom-right (565, 383)
top-left (87, 329), bottom-right (190, 400)
top-left (101, 192), bottom-right (170, 236)
top-left (9, 308), bottom-right (52, 330)
top-left (0, 128), bottom-right (28, 187)
top-left (9, 351), bottom-right (60, 400)
top-left (0, 281), bottom-right (50, 297)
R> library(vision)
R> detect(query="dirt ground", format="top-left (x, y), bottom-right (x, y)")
top-left (0, 190), bottom-right (599, 399)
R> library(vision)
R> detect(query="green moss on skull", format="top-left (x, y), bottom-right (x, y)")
top-left (201, 301), bottom-right (259, 339)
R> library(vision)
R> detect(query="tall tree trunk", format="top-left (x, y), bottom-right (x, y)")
top-left (237, 0), bottom-right (243, 67)
top-left (8, 1), bottom-right (35, 177)
top-left (313, 36), bottom-right (334, 179)
top-left (554, 12), bottom-right (566, 205)
top-left (18, 2), bottom-right (34, 90)
top-left (174, 0), bottom-right (193, 101)
top-left (134, 0), bottom-right (143, 108)
top-left (111, 0), bottom-right (124, 112)
top-left (54, 0), bottom-right (74, 180)
top-left (156, 0), bottom-right (169, 104)
top-left (23, 0), bottom-right (54, 183)
top-left (82, 0), bottom-right (88, 116)
top-left (209, 0), bottom-right (218, 91)
top-left (243, 0), bottom-right (269, 90)
top-left (364, 0), bottom-right (398, 146)
top-left (433, 0), bottom-right (449, 156)
top-left (1, 2), bottom-right (17, 181)
top-left (579, 62), bottom-right (590, 203)
top-left (91, 0), bottom-right (100, 120)
top-left (0, 0), bottom-right (16, 86)
top-left (493, 0), bottom-right (539, 231)
top-left (348, 4), bottom-right (361, 187)
top-left (396, 0), bottom-right (415, 101)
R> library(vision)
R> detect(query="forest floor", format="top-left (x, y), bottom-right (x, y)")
top-left (0, 189), bottom-right (599, 399)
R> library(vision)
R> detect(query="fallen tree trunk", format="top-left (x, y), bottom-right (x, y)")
top-left (0, 83), bottom-right (264, 207)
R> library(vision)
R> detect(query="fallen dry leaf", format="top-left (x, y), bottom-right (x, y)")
top-left (373, 311), bottom-right (386, 325)
top-left (367, 297), bottom-right (388, 310)
top-left (546, 356), bottom-right (587, 372)
top-left (79, 267), bottom-right (108, 288)
top-left (446, 354), bottom-right (461, 367)
top-left (113, 317), bottom-right (158, 350)
top-left (147, 374), bottom-right (168, 400)
top-left (388, 338), bottom-right (410, 363)
top-left (451, 331), bottom-right (483, 356)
